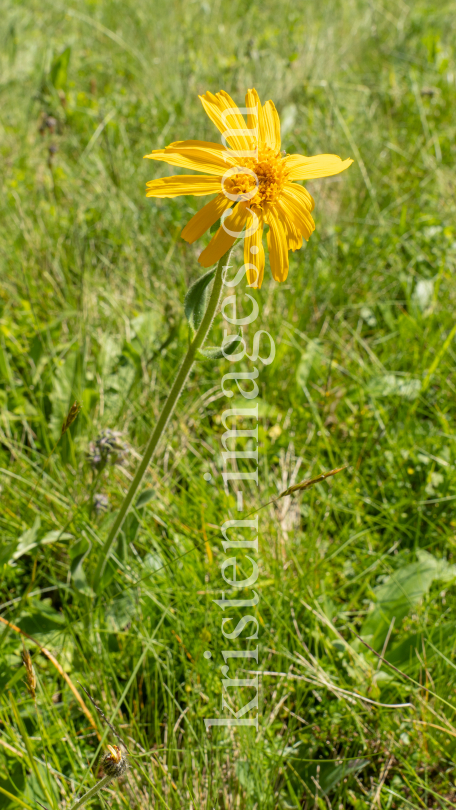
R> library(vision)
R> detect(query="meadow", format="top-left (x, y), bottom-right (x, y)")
top-left (2, 0), bottom-right (456, 807)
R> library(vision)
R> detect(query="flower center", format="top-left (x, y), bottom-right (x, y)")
top-left (224, 146), bottom-right (287, 207)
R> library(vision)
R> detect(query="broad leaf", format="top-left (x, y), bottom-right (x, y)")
top-left (361, 551), bottom-right (456, 649)
top-left (184, 268), bottom-right (216, 333)
top-left (199, 334), bottom-right (242, 360)
top-left (50, 46), bottom-right (71, 90)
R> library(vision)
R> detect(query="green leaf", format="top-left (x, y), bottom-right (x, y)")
top-left (210, 218), bottom-right (221, 234)
top-left (361, 551), bottom-right (456, 649)
top-left (105, 592), bottom-right (136, 632)
top-left (184, 268), bottom-right (216, 333)
top-left (50, 46), bottom-right (71, 90)
top-left (136, 488), bottom-right (155, 508)
top-left (199, 334), bottom-right (242, 360)
top-left (70, 536), bottom-right (93, 595)
top-left (296, 340), bottom-right (322, 387)
top-left (122, 341), bottom-right (142, 371)
top-left (0, 541), bottom-right (18, 566)
top-left (13, 521), bottom-right (73, 563)
top-left (367, 374), bottom-right (421, 400)
top-left (11, 517), bottom-right (40, 561)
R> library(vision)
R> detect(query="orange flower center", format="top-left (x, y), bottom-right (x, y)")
top-left (224, 146), bottom-right (287, 206)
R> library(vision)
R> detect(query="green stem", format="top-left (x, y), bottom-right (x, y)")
top-left (69, 775), bottom-right (113, 810)
top-left (93, 248), bottom-right (232, 590)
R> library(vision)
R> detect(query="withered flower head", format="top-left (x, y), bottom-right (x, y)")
top-left (99, 744), bottom-right (128, 778)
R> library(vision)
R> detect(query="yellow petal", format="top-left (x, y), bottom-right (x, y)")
top-left (264, 205), bottom-right (289, 282)
top-left (144, 140), bottom-right (237, 176)
top-left (181, 194), bottom-right (232, 243)
top-left (262, 101), bottom-right (281, 153)
top-left (199, 91), bottom-right (254, 154)
top-left (198, 203), bottom-right (250, 268)
top-left (284, 153), bottom-right (353, 180)
top-left (286, 181), bottom-right (315, 212)
top-left (146, 175), bottom-right (221, 198)
top-left (276, 201), bottom-right (303, 251)
top-left (243, 208), bottom-right (265, 288)
top-left (280, 185), bottom-right (316, 240)
top-left (245, 88), bottom-right (262, 150)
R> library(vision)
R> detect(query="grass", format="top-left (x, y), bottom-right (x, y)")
top-left (2, 0), bottom-right (456, 807)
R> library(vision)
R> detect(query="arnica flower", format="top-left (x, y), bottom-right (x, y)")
top-left (145, 89), bottom-right (353, 288)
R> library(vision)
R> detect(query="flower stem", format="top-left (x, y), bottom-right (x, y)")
top-left (92, 248), bottom-right (232, 590)
top-left (69, 775), bottom-right (113, 810)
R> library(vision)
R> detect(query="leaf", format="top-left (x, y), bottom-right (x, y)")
top-left (105, 592), bottom-right (136, 632)
top-left (70, 537), bottom-right (93, 595)
top-left (11, 517), bottom-right (40, 561)
top-left (98, 557), bottom-right (117, 592)
top-left (184, 268), bottom-right (216, 333)
top-left (122, 341), bottom-right (142, 372)
top-left (136, 488), bottom-right (155, 508)
top-left (97, 334), bottom-right (122, 377)
top-left (199, 334), bottom-right (242, 360)
top-left (0, 541), bottom-right (18, 566)
top-left (296, 340), bottom-right (322, 387)
top-left (13, 522), bottom-right (73, 562)
top-left (413, 278), bottom-right (434, 312)
top-left (17, 600), bottom-right (66, 638)
top-left (131, 311), bottom-right (161, 349)
top-left (361, 551), bottom-right (456, 649)
top-left (318, 759), bottom-right (369, 796)
top-left (367, 374), bottom-right (421, 400)
top-left (210, 218), bottom-right (221, 234)
top-left (50, 46), bottom-right (71, 90)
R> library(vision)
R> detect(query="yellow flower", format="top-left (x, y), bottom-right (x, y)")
top-left (145, 89), bottom-right (353, 288)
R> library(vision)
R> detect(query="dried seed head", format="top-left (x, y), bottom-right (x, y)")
top-left (279, 465), bottom-right (348, 498)
top-left (61, 401), bottom-right (82, 436)
top-left (21, 643), bottom-right (37, 700)
top-left (99, 745), bottom-right (128, 778)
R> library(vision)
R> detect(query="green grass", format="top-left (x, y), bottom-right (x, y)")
top-left (2, 0), bottom-right (456, 807)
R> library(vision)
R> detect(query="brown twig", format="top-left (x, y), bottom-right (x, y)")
top-left (0, 616), bottom-right (100, 739)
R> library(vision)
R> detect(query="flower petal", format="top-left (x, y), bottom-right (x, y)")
top-left (199, 91), bottom-right (254, 154)
top-left (243, 207), bottom-right (265, 289)
top-left (275, 200), bottom-right (303, 251)
top-left (181, 194), bottom-right (232, 243)
top-left (198, 203), bottom-right (250, 268)
top-left (264, 204), bottom-right (289, 282)
top-left (262, 101), bottom-right (281, 153)
top-left (144, 140), bottom-right (237, 176)
top-left (146, 175), bottom-right (221, 198)
top-left (285, 181), bottom-right (315, 212)
top-left (280, 184), bottom-right (316, 240)
top-left (245, 88), bottom-right (261, 150)
top-left (284, 153), bottom-right (353, 180)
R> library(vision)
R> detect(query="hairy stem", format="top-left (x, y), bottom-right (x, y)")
top-left (69, 775), bottom-right (113, 810)
top-left (92, 248), bottom-right (232, 590)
